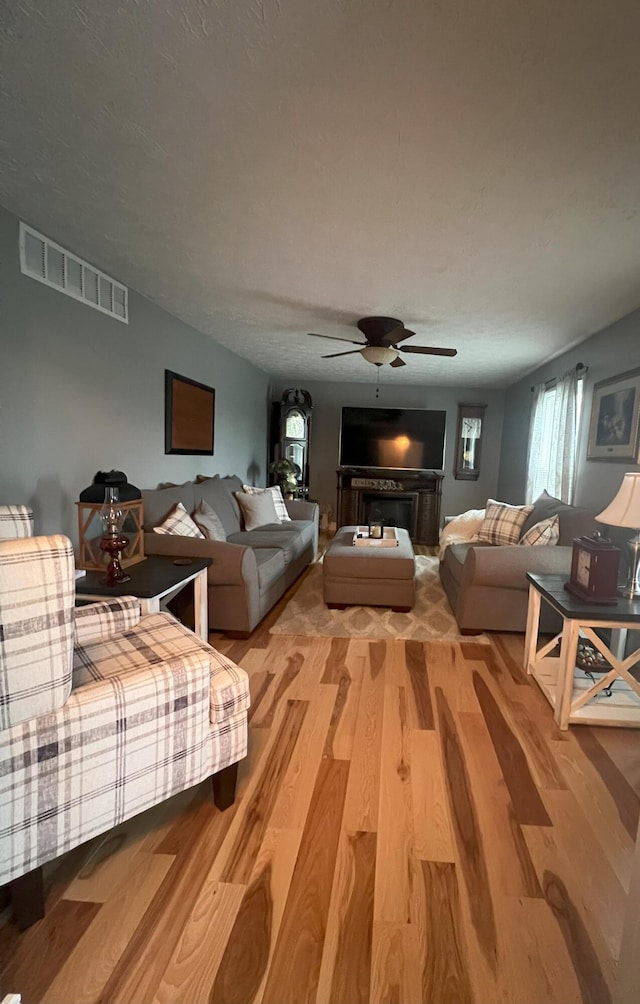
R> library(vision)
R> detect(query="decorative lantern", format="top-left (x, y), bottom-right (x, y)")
top-left (368, 505), bottom-right (385, 540)
top-left (76, 495), bottom-right (145, 572)
top-left (98, 487), bottom-right (132, 585)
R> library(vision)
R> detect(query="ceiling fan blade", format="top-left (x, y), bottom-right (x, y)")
top-left (399, 345), bottom-right (457, 357)
top-left (308, 333), bottom-right (365, 346)
top-left (322, 349), bottom-right (364, 358)
top-left (387, 331), bottom-right (415, 347)
top-left (390, 356), bottom-right (407, 367)
top-left (382, 325), bottom-right (416, 346)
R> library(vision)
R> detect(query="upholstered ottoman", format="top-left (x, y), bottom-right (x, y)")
top-left (323, 525), bottom-right (416, 611)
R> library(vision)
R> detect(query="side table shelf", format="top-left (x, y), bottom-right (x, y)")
top-left (524, 573), bottom-right (640, 729)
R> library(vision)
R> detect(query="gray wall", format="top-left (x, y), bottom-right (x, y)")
top-left (270, 379), bottom-right (506, 524)
top-left (0, 205), bottom-right (270, 542)
top-left (497, 308), bottom-right (640, 513)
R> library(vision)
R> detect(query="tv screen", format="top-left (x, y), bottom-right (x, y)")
top-left (339, 407), bottom-right (446, 471)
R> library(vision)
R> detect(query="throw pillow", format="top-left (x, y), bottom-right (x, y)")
top-left (519, 514), bottom-right (560, 546)
top-left (153, 502), bottom-right (205, 538)
top-left (242, 484), bottom-right (291, 522)
top-left (519, 489), bottom-right (598, 546)
top-left (193, 499), bottom-right (227, 541)
top-left (235, 490), bottom-right (279, 531)
top-left (477, 499), bottom-right (534, 546)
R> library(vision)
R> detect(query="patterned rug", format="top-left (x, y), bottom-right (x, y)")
top-left (270, 555), bottom-right (487, 642)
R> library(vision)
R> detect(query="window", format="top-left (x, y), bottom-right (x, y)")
top-left (526, 369), bottom-right (585, 504)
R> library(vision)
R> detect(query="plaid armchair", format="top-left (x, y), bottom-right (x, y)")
top-left (0, 534), bottom-right (250, 928)
top-left (0, 504), bottom-right (34, 539)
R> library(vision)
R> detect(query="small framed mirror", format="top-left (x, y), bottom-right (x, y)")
top-left (454, 403), bottom-right (486, 480)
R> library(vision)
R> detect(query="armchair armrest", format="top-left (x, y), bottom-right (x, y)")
top-left (464, 544), bottom-right (573, 590)
top-left (74, 597), bottom-right (141, 645)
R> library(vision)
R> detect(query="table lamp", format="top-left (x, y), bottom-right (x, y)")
top-left (596, 472), bottom-right (640, 599)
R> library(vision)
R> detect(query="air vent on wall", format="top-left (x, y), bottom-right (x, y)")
top-left (19, 222), bottom-right (128, 323)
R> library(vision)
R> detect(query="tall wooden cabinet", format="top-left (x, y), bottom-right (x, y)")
top-left (270, 389), bottom-right (313, 497)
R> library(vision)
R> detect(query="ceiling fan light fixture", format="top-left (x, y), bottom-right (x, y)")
top-left (360, 345), bottom-right (399, 367)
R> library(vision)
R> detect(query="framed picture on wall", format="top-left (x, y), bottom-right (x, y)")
top-left (165, 370), bottom-right (215, 455)
top-left (587, 368), bottom-right (640, 461)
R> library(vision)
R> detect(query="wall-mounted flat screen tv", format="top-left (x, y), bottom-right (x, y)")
top-left (339, 406), bottom-right (446, 471)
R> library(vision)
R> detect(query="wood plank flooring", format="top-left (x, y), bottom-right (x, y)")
top-left (2, 575), bottom-right (640, 1002)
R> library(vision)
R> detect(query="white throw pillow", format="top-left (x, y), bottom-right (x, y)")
top-left (153, 502), bottom-right (205, 538)
top-left (520, 515), bottom-right (560, 546)
top-left (236, 490), bottom-right (279, 531)
top-left (477, 499), bottom-right (534, 546)
top-left (193, 499), bottom-right (227, 541)
top-left (242, 484), bottom-right (291, 522)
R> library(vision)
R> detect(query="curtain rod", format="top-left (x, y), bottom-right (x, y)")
top-left (530, 362), bottom-right (587, 393)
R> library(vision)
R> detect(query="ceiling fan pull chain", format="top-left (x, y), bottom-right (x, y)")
top-left (376, 368), bottom-right (380, 399)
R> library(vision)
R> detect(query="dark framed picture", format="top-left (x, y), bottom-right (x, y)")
top-left (165, 370), bottom-right (215, 455)
top-left (587, 368), bottom-right (640, 461)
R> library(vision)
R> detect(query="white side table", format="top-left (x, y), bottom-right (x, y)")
top-left (76, 555), bottom-right (210, 641)
top-left (524, 572), bottom-right (640, 729)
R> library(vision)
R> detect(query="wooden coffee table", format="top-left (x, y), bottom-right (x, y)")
top-left (76, 555), bottom-right (211, 641)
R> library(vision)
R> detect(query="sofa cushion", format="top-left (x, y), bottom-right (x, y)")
top-left (227, 527), bottom-right (306, 565)
top-left (142, 482), bottom-right (196, 531)
top-left (520, 515), bottom-right (559, 546)
top-left (193, 499), bottom-right (227, 541)
top-left (243, 484), bottom-right (291, 522)
top-left (519, 490), bottom-right (599, 546)
top-left (477, 500), bottom-right (534, 545)
top-left (264, 519), bottom-right (315, 550)
top-left (153, 502), bottom-right (205, 538)
top-left (235, 491), bottom-right (279, 530)
top-left (254, 548), bottom-right (286, 592)
top-left (193, 476), bottom-right (242, 536)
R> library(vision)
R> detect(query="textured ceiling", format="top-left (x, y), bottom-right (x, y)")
top-left (2, 0), bottom-right (640, 387)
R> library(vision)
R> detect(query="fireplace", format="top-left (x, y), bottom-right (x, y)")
top-left (362, 492), bottom-right (419, 537)
top-left (336, 469), bottom-right (443, 544)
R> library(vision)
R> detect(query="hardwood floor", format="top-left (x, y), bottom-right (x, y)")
top-left (2, 572), bottom-right (639, 1003)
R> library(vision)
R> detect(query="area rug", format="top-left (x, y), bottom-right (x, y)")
top-left (270, 555), bottom-right (487, 642)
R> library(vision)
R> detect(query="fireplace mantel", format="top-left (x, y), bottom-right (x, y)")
top-left (336, 468), bottom-right (443, 545)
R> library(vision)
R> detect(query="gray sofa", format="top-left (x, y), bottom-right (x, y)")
top-left (141, 475), bottom-right (318, 635)
top-left (439, 491), bottom-right (599, 634)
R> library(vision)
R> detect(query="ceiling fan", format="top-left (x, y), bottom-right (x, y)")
top-left (308, 316), bottom-right (457, 368)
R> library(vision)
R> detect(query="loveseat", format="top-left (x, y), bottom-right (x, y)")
top-left (439, 491), bottom-right (599, 634)
top-left (142, 475), bottom-right (319, 635)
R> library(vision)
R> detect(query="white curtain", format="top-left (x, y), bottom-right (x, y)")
top-left (526, 368), bottom-right (580, 504)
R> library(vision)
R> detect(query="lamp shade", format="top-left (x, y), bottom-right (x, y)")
top-left (596, 473), bottom-right (640, 528)
top-left (360, 345), bottom-right (399, 366)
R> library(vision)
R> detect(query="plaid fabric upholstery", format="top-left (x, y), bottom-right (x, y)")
top-left (477, 499), bottom-right (534, 546)
top-left (0, 505), bottom-right (34, 539)
top-left (73, 612), bottom-right (250, 724)
top-left (520, 514), bottom-right (560, 546)
top-left (243, 484), bottom-right (291, 522)
top-left (74, 597), bottom-right (141, 646)
top-left (1, 609), bottom-right (249, 886)
top-left (0, 535), bottom-right (75, 729)
top-left (153, 502), bottom-right (205, 538)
